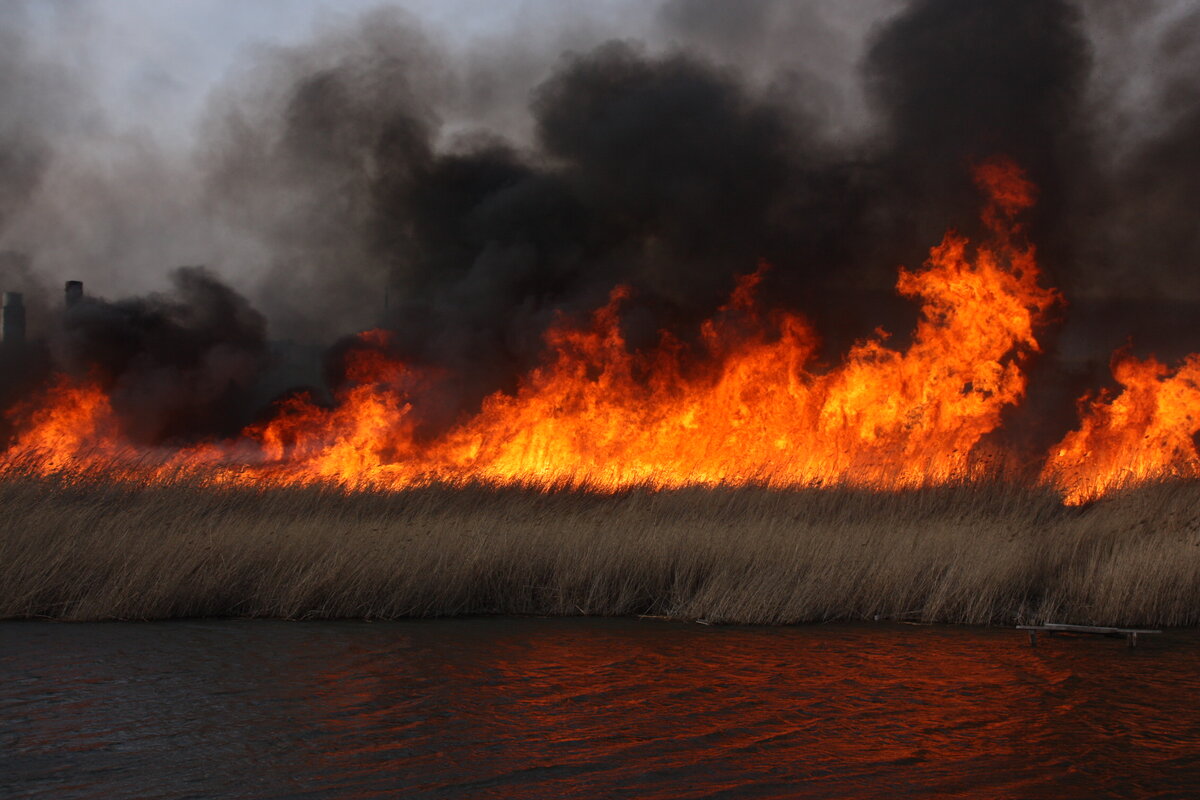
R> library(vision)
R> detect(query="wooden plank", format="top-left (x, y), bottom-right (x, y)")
top-left (1017, 623), bottom-right (1162, 648)
top-left (1017, 624), bottom-right (1162, 634)
top-left (1044, 623), bottom-right (1161, 634)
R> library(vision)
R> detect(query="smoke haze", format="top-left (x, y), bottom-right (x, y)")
top-left (2, 0), bottom-right (1200, 445)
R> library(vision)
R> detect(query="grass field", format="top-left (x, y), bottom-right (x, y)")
top-left (3, 470), bottom-right (1199, 626)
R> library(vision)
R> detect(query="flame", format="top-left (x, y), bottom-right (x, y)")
top-left (1042, 353), bottom-right (1200, 504)
top-left (3, 374), bottom-right (124, 473)
top-left (128, 156), bottom-right (1046, 492)
top-left (23, 157), bottom-right (1179, 503)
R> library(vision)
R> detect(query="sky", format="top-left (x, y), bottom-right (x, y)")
top-left (20, 0), bottom-right (657, 144)
top-left (9, 0), bottom-right (1196, 170)
top-left (13, 1), bottom-right (1189, 175)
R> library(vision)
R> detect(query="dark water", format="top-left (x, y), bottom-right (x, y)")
top-left (3, 618), bottom-right (1200, 799)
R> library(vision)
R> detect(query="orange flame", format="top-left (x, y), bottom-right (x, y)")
top-left (1042, 352), bottom-right (1200, 504)
top-left (21, 158), bottom-right (1174, 503)
top-left (3, 374), bottom-right (124, 473)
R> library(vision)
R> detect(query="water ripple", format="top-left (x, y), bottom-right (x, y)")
top-left (3, 619), bottom-right (1200, 799)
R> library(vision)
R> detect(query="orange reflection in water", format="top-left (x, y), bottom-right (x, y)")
top-left (9, 620), bottom-right (1199, 798)
top-left (291, 619), bottom-right (1200, 799)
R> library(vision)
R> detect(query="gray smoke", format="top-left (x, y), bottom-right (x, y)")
top-left (2, 1), bottom-right (1200, 448)
top-left (59, 267), bottom-right (268, 444)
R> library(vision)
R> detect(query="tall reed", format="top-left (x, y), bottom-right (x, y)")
top-left (2, 470), bottom-right (1198, 626)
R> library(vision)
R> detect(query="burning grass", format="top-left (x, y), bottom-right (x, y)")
top-left (7, 161), bottom-right (1200, 506)
top-left (4, 468), bottom-right (1200, 627)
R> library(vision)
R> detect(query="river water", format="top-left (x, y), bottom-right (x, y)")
top-left (3, 618), bottom-right (1199, 799)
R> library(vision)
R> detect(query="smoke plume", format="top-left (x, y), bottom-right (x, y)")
top-left (2, 0), bottom-right (1200, 449)
top-left (59, 268), bottom-right (267, 444)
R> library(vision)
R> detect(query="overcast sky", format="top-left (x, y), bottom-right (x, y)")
top-left (20, 0), bottom-right (657, 144)
top-left (13, 1), bottom-right (1197, 149)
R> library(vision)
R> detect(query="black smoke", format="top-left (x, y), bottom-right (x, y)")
top-left (200, 14), bottom-right (882, 425)
top-left (4, 1), bottom-right (1200, 450)
top-left (57, 268), bottom-right (267, 444)
top-left (862, 0), bottom-right (1092, 273)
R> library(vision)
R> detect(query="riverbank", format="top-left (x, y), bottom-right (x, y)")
top-left (2, 474), bottom-right (1198, 625)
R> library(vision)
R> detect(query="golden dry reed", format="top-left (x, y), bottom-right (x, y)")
top-left (2, 466), bottom-right (1199, 626)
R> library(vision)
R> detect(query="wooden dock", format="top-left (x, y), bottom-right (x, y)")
top-left (1017, 623), bottom-right (1162, 648)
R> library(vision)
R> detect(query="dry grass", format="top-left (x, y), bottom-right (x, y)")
top-left (3, 470), bottom-right (1200, 626)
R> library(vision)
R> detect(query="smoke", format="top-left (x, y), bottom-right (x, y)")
top-left (1081, 4), bottom-right (1200, 298)
top-left (58, 267), bottom-right (267, 444)
top-left (2, 0), bottom-right (1200, 448)
top-left (863, 0), bottom-right (1092, 270)
top-left (656, 0), bottom-right (897, 138)
top-left (194, 10), bottom-right (884, 423)
top-left (0, 8), bottom-right (63, 235)
top-left (198, 7), bottom-right (448, 343)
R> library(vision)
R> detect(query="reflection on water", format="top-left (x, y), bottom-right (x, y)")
top-left (3, 618), bottom-right (1199, 799)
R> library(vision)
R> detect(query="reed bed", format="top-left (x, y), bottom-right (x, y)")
top-left (2, 470), bottom-right (1199, 626)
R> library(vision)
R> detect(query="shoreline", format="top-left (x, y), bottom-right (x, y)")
top-left (6, 615), bottom-right (1199, 640)
top-left (3, 475), bottom-right (1199, 627)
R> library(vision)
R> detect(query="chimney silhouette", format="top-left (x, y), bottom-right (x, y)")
top-left (65, 280), bottom-right (83, 308)
top-left (2, 291), bottom-right (26, 345)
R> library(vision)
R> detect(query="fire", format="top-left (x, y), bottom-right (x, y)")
top-left (17, 157), bottom-right (1194, 503)
top-left (1042, 353), bottom-right (1200, 504)
top-left (3, 375), bottom-right (124, 474)
top-left (160, 155), bottom-right (1048, 492)
top-left (428, 175), bottom-right (1054, 489)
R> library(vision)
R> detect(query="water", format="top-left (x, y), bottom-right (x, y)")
top-left (3, 618), bottom-right (1199, 799)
